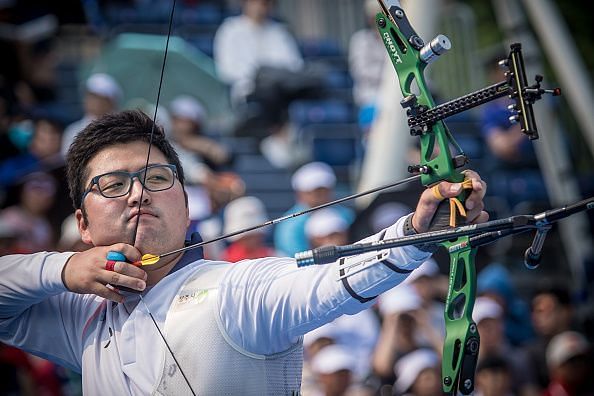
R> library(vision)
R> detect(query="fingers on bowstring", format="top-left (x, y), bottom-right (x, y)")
top-left (92, 284), bottom-right (124, 303)
top-left (101, 262), bottom-right (146, 292)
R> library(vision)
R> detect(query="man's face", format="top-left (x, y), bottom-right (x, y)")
top-left (243, 0), bottom-right (273, 22)
top-left (30, 120), bottom-right (62, 158)
top-left (84, 93), bottom-right (116, 117)
top-left (298, 187), bottom-right (332, 208)
top-left (532, 293), bottom-right (571, 337)
top-left (76, 141), bottom-right (189, 261)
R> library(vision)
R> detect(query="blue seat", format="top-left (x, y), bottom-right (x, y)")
top-left (489, 169), bottom-right (548, 207)
top-left (178, 4), bottom-right (223, 25)
top-left (324, 68), bottom-right (353, 90)
top-left (299, 38), bottom-right (343, 59)
top-left (184, 34), bottom-right (214, 57)
top-left (289, 100), bottom-right (355, 127)
top-left (299, 123), bottom-right (362, 167)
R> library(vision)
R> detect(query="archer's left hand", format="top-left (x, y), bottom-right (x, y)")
top-left (412, 170), bottom-right (488, 233)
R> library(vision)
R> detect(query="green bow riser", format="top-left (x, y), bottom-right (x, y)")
top-left (375, 12), bottom-right (479, 395)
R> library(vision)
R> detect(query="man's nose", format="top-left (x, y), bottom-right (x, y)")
top-left (127, 177), bottom-right (151, 205)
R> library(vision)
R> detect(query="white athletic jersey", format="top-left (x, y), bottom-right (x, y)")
top-left (0, 216), bottom-right (430, 395)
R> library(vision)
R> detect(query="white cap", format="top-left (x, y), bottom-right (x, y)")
top-left (472, 296), bottom-right (503, 324)
top-left (394, 349), bottom-right (440, 393)
top-left (291, 162), bottom-right (336, 192)
top-left (85, 73), bottom-right (122, 103)
top-left (223, 196), bottom-right (268, 241)
top-left (404, 258), bottom-right (439, 284)
top-left (378, 284), bottom-right (422, 316)
top-left (305, 209), bottom-right (348, 239)
top-left (303, 323), bottom-right (338, 348)
top-left (0, 218), bottom-right (17, 238)
top-left (370, 202), bottom-right (411, 233)
top-left (364, 0), bottom-right (382, 17)
top-left (170, 95), bottom-right (207, 124)
top-left (311, 345), bottom-right (357, 374)
top-left (58, 214), bottom-right (82, 250)
top-left (546, 331), bottom-right (590, 369)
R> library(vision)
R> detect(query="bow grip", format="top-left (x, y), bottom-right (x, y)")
top-left (428, 187), bottom-right (470, 232)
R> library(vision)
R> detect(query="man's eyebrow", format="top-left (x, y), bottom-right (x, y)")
top-left (98, 163), bottom-right (167, 174)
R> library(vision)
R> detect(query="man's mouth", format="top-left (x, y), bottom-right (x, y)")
top-left (128, 210), bottom-right (157, 222)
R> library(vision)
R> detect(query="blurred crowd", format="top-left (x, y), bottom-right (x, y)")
top-left (1, 0), bottom-right (592, 395)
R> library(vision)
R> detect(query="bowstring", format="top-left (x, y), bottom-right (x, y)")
top-left (128, 1), bottom-right (197, 394)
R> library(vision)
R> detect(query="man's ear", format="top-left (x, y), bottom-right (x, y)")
top-left (75, 209), bottom-right (93, 245)
top-left (183, 189), bottom-right (191, 229)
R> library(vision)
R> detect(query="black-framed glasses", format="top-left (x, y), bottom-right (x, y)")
top-left (81, 164), bottom-right (178, 202)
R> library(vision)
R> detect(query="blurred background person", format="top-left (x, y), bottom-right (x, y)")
top-left (0, 172), bottom-right (56, 253)
top-left (274, 161), bottom-right (353, 257)
top-left (393, 349), bottom-right (443, 396)
top-left (475, 355), bottom-right (514, 396)
top-left (61, 73), bottom-right (121, 155)
top-left (472, 297), bottom-right (539, 396)
top-left (373, 284), bottom-right (442, 386)
top-left (305, 208), bottom-right (350, 249)
top-left (221, 196), bottom-right (276, 262)
top-left (309, 344), bottom-right (358, 396)
top-left (169, 95), bottom-right (232, 171)
top-left (404, 258), bottom-right (447, 336)
top-left (57, 213), bottom-right (90, 253)
top-left (523, 284), bottom-right (576, 392)
top-left (348, 0), bottom-right (386, 136)
top-left (0, 113), bottom-right (63, 188)
top-left (214, 0), bottom-right (303, 105)
top-left (479, 52), bottom-right (538, 169)
top-left (543, 331), bottom-right (593, 396)
top-left (214, 0), bottom-right (322, 168)
top-left (477, 263), bottom-right (535, 347)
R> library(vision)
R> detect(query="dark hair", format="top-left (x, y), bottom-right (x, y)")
top-left (533, 283), bottom-right (572, 307)
top-left (476, 354), bottom-right (510, 373)
top-left (66, 109), bottom-right (185, 209)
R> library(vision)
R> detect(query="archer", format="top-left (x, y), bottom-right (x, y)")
top-left (0, 110), bottom-right (487, 395)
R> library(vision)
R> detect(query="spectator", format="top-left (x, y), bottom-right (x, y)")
top-left (477, 262), bottom-right (534, 346)
top-left (472, 297), bottom-right (539, 396)
top-left (310, 345), bottom-right (358, 396)
top-left (523, 284), bottom-right (575, 390)
top-left (0, 172), bottom-right (56, 253)
top-left (213, 0), bottom-right (303, 105)
top-left (475, 355), bottom-right (514, 396)
top-left (393, 349), bottom-right (442, 396)
top-left (305, 208), bottom-right (349, 249)
top-left (348, 0), bottom-right (387, 132)
top-left (404, 258), bottom-right (447, 336)
top-left (61, 73), bottom-right (122, 155)
top-left (0, 114), bottom-right (63, 188)
top-left (273, 162), bottom-right (353, 257)
top-left (0, 218), bottom-right (18, 255)
top-left (543, 331), bottom-right (593, 396)
top-left (57, 213), bottom-right (90, 253)
top-left (214, 0), bottom-right (321, 167)
top-left (373, 285), bottom-right (442, 385)
top-left (479, 53), bottom-right (537, 168)
top-left (169, 95), bottom-right (231, 171)
top-left (221, 196), bottom-right (275, 262)
top-left (302, 308), bottom-right (379, 382)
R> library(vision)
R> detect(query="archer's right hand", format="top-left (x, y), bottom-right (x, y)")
top-left (61, 244), bottom-right (146, 303)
